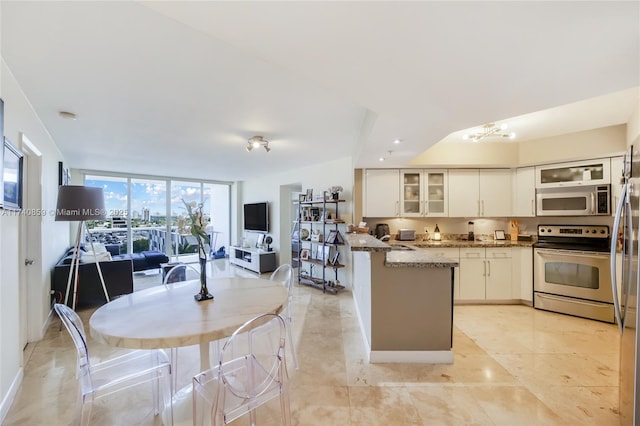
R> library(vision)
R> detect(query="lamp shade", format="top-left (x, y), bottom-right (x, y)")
top-left (55, 185), bottom-right (106, 221)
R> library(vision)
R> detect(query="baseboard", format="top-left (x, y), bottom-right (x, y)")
top-left (0, 367), bottom-right (24, 424)
top-left (369, 350), bottom-right (454, 364)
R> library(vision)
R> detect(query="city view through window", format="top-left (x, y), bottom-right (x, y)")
top-left (84, 175), bottom-right (230, 260)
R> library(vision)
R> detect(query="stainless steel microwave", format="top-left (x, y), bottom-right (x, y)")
top-left (536, 184), bottom-right (610, 216)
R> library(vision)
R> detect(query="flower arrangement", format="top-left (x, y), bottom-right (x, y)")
top-left (183, 199), bottom-right (213, 301)
top-left (182, 199), bottom-right (210, 259)
top-left (329, 185), bottom-right (343, 194)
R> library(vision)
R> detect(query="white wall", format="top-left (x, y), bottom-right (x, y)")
top-left (0, 59), bottom-right (68, 421)
top-left (239, 156), bottom-right (354, 287)
top-left (628, 97), bottom-right (640, 146)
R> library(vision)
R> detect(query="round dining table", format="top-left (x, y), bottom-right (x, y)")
top-left (90, 276), bottom-right (288, 371)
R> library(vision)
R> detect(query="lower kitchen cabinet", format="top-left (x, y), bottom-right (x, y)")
top-left (459, 247), bottom-right (512, 301)
top-left (511, 246), bottom-right (533, 303)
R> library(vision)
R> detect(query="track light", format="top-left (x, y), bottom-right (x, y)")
top-left (246, 136), bottom-right (271, 152)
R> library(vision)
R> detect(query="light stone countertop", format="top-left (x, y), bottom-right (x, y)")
top-left (345, 232), bottom-right (536, 268)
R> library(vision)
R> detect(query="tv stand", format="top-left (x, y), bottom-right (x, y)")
top-left (229, 246), bottom-right (276, 274)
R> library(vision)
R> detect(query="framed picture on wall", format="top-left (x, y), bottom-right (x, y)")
top-left (58, 161), bottom-right (70, 186)
top-left (3, 138), bottom-right (24, 210)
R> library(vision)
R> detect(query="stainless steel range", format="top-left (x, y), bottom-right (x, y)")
top-left (533, 224), bottom-right (614, 323)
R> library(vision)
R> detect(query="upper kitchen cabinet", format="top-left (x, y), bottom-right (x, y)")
top-left (400, 169), bottom-right (448, 217)
top-left (513, 167), bottom-right (536, 217)
top-left (535, 158), bottom-right (611, 189)
top-left (364, 169), bottom-right (400, 217)
top-left (449, 169), bottom-right (512, 217)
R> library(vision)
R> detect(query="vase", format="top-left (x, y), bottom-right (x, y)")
top-left (332, 192), bottom-right (339, 200)
top-left (194, 255), bottom-right (214, 301)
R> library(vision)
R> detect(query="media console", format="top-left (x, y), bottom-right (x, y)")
top-left (229, 246), bottom-right (276, 274)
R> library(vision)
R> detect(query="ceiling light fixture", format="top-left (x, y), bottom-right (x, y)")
top-left (462, 123), bottom-right (516, 142)
top-left (393, 139), bottom-right (401, 145)
top-left (246, 135), bottom-right (271, 152)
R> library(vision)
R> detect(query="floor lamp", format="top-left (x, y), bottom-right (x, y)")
top-left (55, 185), bottom-right (109, 310)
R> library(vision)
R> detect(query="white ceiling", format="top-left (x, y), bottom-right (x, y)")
top-left (1, 1), bottom-right (638, 181)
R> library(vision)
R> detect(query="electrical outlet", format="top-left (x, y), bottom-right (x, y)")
top-left (424, 226), bottom-right (428, 233)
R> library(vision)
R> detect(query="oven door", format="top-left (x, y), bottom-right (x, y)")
top-left (534, 248), bottom-right (613, 303)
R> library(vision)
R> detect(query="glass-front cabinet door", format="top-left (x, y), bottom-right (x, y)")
top-left (425, 170), bottom-right (447, 216)
top-left (400, 170), bottom-right (448, 217)
top-left (401, 170), bottom-right (422, 216)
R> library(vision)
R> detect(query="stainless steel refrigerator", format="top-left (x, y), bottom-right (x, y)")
top-left (612, 144), bottom-right (640, 425)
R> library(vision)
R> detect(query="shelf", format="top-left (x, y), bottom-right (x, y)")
top-left (299, 275), bottom-right (345, 294)
top-left (300, 258), bottom-right (345, 268)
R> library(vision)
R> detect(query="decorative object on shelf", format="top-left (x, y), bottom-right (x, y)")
top-left (183, 199), bottom-right (213, 302)
top-left (310, 230), bottom-right (322, 242)
top-left (328, 185), bottom-right (343, 200)
top-left (300, 249), bottom-right (310, 260)
top-left (55, 185), bottom-right (109, 310)
top-left (433, 224), bottom-right (441, 241)
top-left (462, 122), bottom-right (516, 142)
top-left (300, 228), bottom-right (309, 240)
top-left (305, 188), bottom-right (313, 201)
top-left (245, 135), bottom-right (271, 152)
top-left (265, 235), bottom-right (273, 251)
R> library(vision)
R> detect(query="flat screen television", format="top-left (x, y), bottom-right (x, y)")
top-left (243, 202), bottom-right (269, 233)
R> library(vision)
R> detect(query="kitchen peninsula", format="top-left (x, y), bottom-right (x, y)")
top-left (347, 233), bottom-right (458, 363)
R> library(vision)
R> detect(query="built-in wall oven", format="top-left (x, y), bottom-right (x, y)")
top-left (533, 224), bottom-right (614, 323)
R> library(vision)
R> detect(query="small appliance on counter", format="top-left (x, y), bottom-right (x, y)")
top-left (468, 222), bottom-right (475, 241)
top-left (397, 229), bottom-right (416, 241)
top-left (375, 223), bottom-right (390, 239)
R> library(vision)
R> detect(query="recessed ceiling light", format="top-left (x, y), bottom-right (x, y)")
top-left (393, 139), bottom-right (401, 144)
top-left (379, 157), bottom-right (385, 162)
top-left (59, 111), bottom-right (77, 120)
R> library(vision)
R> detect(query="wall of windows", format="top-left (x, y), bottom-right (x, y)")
top-left (84, 173), bottom-right (230, 260)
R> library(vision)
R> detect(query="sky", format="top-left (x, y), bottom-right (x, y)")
top-left (85, 177), bottom-right (214, 218)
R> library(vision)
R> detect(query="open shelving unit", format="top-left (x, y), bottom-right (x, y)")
top-left (293, 192), bottom-right (346, 294)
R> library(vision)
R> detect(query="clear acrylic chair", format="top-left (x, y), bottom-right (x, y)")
top-left (270, 264), bottom-right (298, 369)
top-left (53, 303), bottom-right (172, 426)
top-left (192, 313), bottom-right (291, 426)
top-left (163, 263), bottom-right (201, 285)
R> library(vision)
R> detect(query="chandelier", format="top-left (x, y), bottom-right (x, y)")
top-left (462, 123), bottom-right (516, 142)
top-left (246, 135), bottom-right (271, 152)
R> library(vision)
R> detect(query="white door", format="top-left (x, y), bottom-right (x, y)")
top-left (19, 134), bottom-right (43, 345)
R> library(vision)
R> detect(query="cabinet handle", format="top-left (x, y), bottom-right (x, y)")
top-left (487, 260), bottom-right (491, 277)
top-left (531, 199), bottom-right (535, 215)
top-left (481, 200), bottom-right (485, 216)
top-left (395, 201), bottom-right (399, 216)
top-left (483, 260), bottom-right (486, 277)
top-left (477, 200), bottom-right (481, 216)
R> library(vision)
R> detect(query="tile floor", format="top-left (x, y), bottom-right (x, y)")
top-left (3, 259), bottom-right (621, 425)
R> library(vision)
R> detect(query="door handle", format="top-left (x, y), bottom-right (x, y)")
top-left (25, 259), bottom-right (35, 266)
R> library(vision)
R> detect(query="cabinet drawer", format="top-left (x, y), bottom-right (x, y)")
top-left (423, 247), bottom-right (459, 259)
top-left (460, 248), bottom-right (484, 258)
top-left (486, 248), bottom-right (511, 259)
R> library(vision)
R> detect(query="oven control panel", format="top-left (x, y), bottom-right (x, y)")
top-left (537, 225), bottom-right (609, 238)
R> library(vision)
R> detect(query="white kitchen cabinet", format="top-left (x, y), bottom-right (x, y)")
top-left (400, 169), bottom-right (448, 217)
top-left (459, 247), bottom-right (512, 301)
top-left (513, 167), bottom-right (536, 217)
top-left (364, 169), bottom-right (400, 217)
top-left (448, 169), bottom-right (512, 217)
top-left (611, 155), bottom-right (624, 216)
top-left (421, 247), bottom-right (460, 299)
top-left (535, 157), bottom-right (611, 188)
top-left (511, 246), bottom-right (533, 303)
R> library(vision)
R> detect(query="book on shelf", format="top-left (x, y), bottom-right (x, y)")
top-left (325, 230), bottom-right (344, 244)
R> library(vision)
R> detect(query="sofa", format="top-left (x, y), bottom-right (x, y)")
top-left (112, 250), bottom-right (169, 272)
top-left (52, 246), bottom-right (135, 309)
